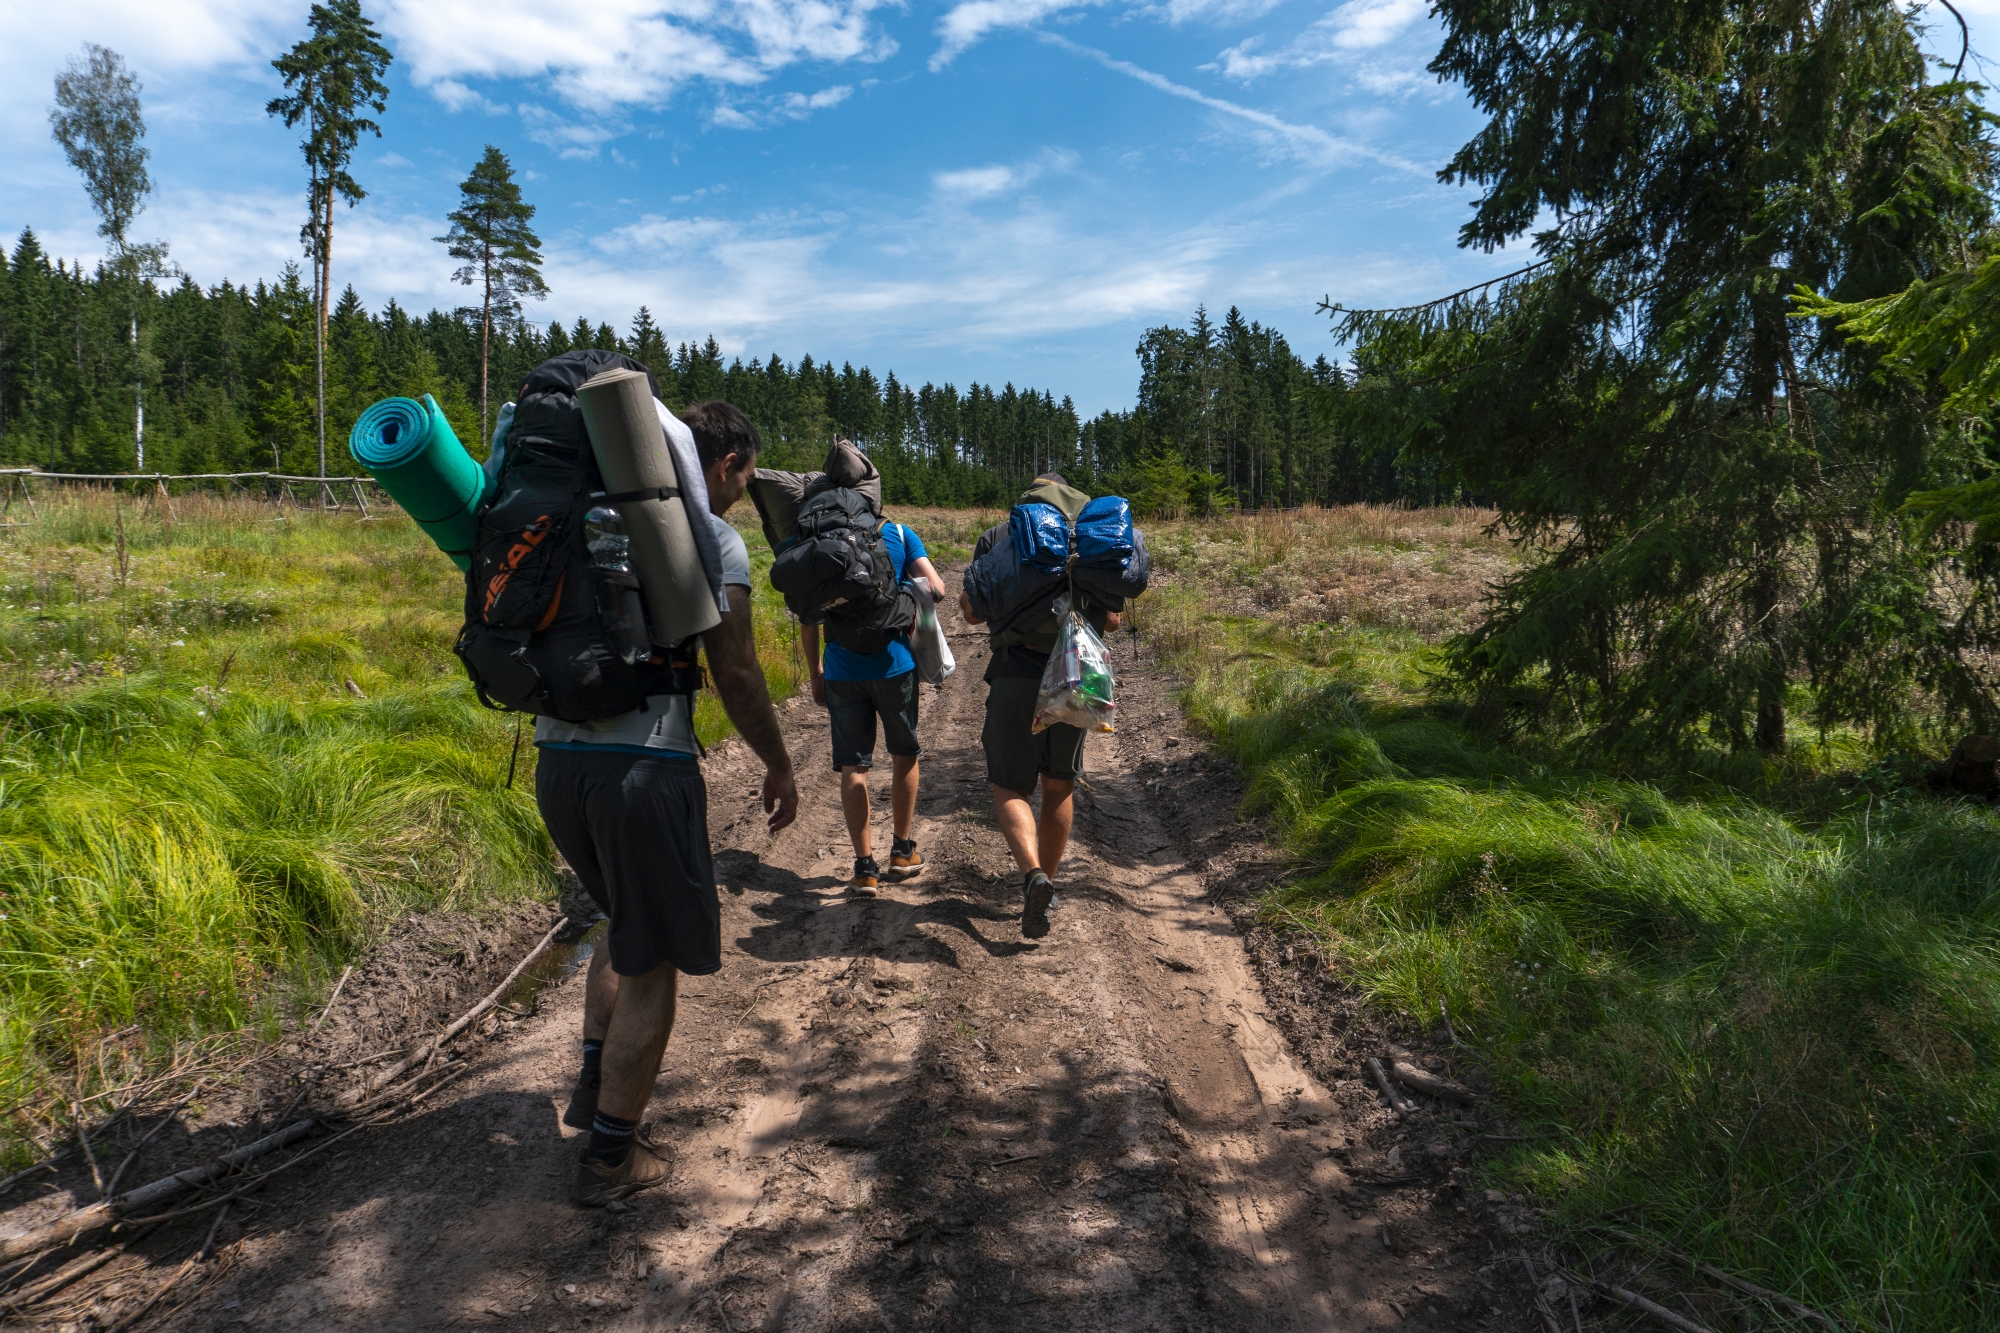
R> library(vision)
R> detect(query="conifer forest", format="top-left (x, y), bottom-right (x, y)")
top-left (0, 239), bottom-right (1403, 512)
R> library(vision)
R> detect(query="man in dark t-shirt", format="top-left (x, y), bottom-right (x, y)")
top-left (958, 474), bottom-right (1122, 939)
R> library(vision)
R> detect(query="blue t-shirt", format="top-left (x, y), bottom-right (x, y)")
top-left (822, 523), bottom-right (925, 682)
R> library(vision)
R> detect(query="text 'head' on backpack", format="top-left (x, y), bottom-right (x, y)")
top-left (453, 349), bottom-right (704, 723)
top-left (767, 484), bottom-right (917, 657)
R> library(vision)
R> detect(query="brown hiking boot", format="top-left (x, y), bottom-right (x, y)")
top-left (888, 838), bottom-right (925, 881)
top-left (849, 855), bottom-right (881, 897)
top-left (571, 1136), bottom-right (673, 1207)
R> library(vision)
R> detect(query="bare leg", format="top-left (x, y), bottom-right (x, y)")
top-left (595, 962), bottom-right (678, 1122)
top-left (1038, 776), bottom-right (1074, 878)
top-left (839, 767), bottom-right (872, 858)
top-left (891, 754), bottom-right (919, 842)
top-left (994, 785), bottom-right (1041, 875)
top-left (582, 941), bottom-right (618, 1043)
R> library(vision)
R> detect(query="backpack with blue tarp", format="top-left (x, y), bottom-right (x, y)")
top-left (963, 485), bottom-right (1150, 649)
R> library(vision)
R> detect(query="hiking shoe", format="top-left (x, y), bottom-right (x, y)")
top-left (888, 839), bottom-right (925, 881)
top-left (561, 1075), bottom-right (599, 1131)
top-left (1021, 870), bottom-right (1055, 939)
top-left (571, 1135), bottom-right (673, 1207)
top-left (849, 856), bottom-right (881, 897)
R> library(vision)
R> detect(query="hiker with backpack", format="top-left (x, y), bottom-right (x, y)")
top-left (959, 473), bottom-right (1149, 938)
top-left (454, 351), bottom-right (797, 1207)
top-left (756, 442), bottom-right (944, 895)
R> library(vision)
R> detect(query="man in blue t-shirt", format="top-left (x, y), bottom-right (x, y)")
top-left (802, 518), bottom-right (945, 896)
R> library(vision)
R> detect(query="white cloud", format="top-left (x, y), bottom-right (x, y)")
top-left (1211, 0), bottom-right (1432, 81)
top-left (934, 165), bottom-right (1020, 197)
top-left (520, 105), bottom-right (634, 159)
top-left (375, 0), bottom-right (896, 113)
top-left (712, 81), bottom-right (855, 128)
top-left (1149, 0), bottom-right (1287, 26)
top-left (932, 0), bottom-right (1105, 69)
top-left (932, 148), bottom-right (1077, 197)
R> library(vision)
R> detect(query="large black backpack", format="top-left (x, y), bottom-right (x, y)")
top-left (453, 350), bottom-right (703, 722)
top-left (768, 487), bottom-right (916, 656)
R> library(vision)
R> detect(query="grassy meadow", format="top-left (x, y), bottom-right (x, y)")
top-left (1114, 505), bottom-right (1998, 1332)
top-left (0, 487), bottom-right (803, 1158)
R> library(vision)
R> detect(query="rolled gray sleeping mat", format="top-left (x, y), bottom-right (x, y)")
top-left (576, 368), bottom-right (722, 646)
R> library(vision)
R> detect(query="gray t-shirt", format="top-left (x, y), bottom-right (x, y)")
top-left (534, 512), bottom-right (751, 756)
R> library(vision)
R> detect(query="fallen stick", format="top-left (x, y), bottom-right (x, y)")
top-left (312, 966), bottom-right (353, 1033)
top-left (1388, 1058), bottom-right (1479, 1105)
top-left (104, 1202), bottom-right (227, 1333)
top-left (0, 1119), bottom-right (315, 1263)
top-left (1366, 1058), bottom-right (1412, 1118)
top-left (1597, 1282), bottom-right (1718, 1333)
top-left (1517, 1252), bottom-right (1563, 1333)
top-left (351, 917), bottom-right (568, 1102)
top-left (1602, 1230), bottom-right (1844, 1331)
top-left (2, 1245), bottom-right (125, 1311)
top-left (103, 1082), bottom-right (207, 1201)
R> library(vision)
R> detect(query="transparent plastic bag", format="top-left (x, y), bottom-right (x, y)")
top-left (1033, 601), bottom-right (1116, 734)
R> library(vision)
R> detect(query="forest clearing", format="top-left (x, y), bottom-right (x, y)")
top-left (0, 494), bottom-right (1977, 1331)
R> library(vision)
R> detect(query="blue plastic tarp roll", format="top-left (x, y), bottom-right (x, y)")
top-left (349, 394), bottom-right (489, 570)
top-left (1010, 502), bottom-right (1072, 573)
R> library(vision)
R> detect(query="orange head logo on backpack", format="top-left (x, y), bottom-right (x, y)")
top-left (483, 514), bottom-right (555, 619)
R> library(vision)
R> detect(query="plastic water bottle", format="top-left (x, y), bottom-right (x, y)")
top-left (585, 506), bottom-right (651, 664)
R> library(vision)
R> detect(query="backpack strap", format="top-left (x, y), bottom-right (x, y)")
top-left (593, 485), bottom-right (681, 504)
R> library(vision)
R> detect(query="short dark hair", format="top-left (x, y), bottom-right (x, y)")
top-left (680, 401), bottom-right (761, 470)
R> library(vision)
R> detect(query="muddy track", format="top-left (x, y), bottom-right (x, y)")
top-left (36, 585), bottom-right (1528, 1332)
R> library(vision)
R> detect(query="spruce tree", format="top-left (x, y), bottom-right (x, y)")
top-left (1327, 0), bottom-right (1998, 753)
top-left (437, 146), bottom-right (547, 441)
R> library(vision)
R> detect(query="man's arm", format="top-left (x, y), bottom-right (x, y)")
top-left (801, 621), bottom-right (825, 706)
top-left (705, 584), bottom-right (798, 832)
top-left (958, 590), bottom-right (985, 627)
top-left (910, 555), bottom-right (945, 601)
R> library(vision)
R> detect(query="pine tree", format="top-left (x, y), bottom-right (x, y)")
top-left (1328, 0), bottom-right (1998, 752)
top-left (437, 146), bottom-right (547, 442)
top-left (268, 1), bottom-right (391, 477)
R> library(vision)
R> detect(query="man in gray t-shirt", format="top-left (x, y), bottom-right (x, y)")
top-left (538, 400), bottom-right (798, 1207)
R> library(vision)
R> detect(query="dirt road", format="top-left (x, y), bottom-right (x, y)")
top-left (23, 591), bottom-right (1525, 1332)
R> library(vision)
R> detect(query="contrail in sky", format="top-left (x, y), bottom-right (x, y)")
top-left (1037, 31), bottom-right (1425, 176)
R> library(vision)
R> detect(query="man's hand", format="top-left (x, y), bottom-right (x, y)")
top-left (1105, 610), bottom-right (1123, 632)
top-left (809, 669), bottom-right (826, 706)
top-left (959, 591), bottom-right (986, 627)
top-left (763, 766), bottom-right (798, 832)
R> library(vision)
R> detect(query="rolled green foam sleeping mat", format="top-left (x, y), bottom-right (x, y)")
top-left (576, 368), bottom-right (722, 646)
top-left (348, 394), bottom-right (487, 570)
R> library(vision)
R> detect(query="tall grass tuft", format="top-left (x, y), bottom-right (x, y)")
top-left (0, 488), bottom-right (801, 1159)
top-left (1132, 511), bottom-right (2000, 1333)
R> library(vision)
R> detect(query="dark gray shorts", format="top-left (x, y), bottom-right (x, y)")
top-left (824, 672), bottom-right (921, 771)
top-left (982, 675), bottom-right (1085, 795)
top-left (534, 747), bottom-right (717, 977)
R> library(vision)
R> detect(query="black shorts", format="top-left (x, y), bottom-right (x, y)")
top-left (534, 747), bottom-right (718, 977)
top-left (825, 673), bottom-right (921, 771)
top-left (982, 675), bottom-right (1085, 795)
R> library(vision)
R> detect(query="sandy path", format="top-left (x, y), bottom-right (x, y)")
top-left (134, 591), bottom-right (1435, 1333)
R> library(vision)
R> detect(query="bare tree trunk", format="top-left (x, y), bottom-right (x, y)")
top-left (317, 182), bottom-right (332, 479)
top-left (480, 241), bottom-right (493, 446)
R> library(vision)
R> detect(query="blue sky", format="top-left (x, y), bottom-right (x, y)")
top-left (2, 0), bottom-right (1993, 412)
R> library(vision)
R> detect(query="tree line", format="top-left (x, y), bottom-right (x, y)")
top-left (0, 228), bottom-right (1435, 508)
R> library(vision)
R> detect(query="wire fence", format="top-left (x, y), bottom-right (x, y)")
top-left (0, 470), bottom-right (400, 521)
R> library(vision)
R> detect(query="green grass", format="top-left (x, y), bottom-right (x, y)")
top-left (0, 489), bottom-right (801, 1157)
top-left (1131, 515), bottom-right (2000, 1333)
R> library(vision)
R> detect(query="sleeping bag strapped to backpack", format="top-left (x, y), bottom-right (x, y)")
top-left (963, 489), bottom-right (1151, 644)
top-left (746, 438), bottom-right (883, 555)
top-left (767, 484), bottom-right (916, 656)
top-left (453, 349), bottom-right (703, 723)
